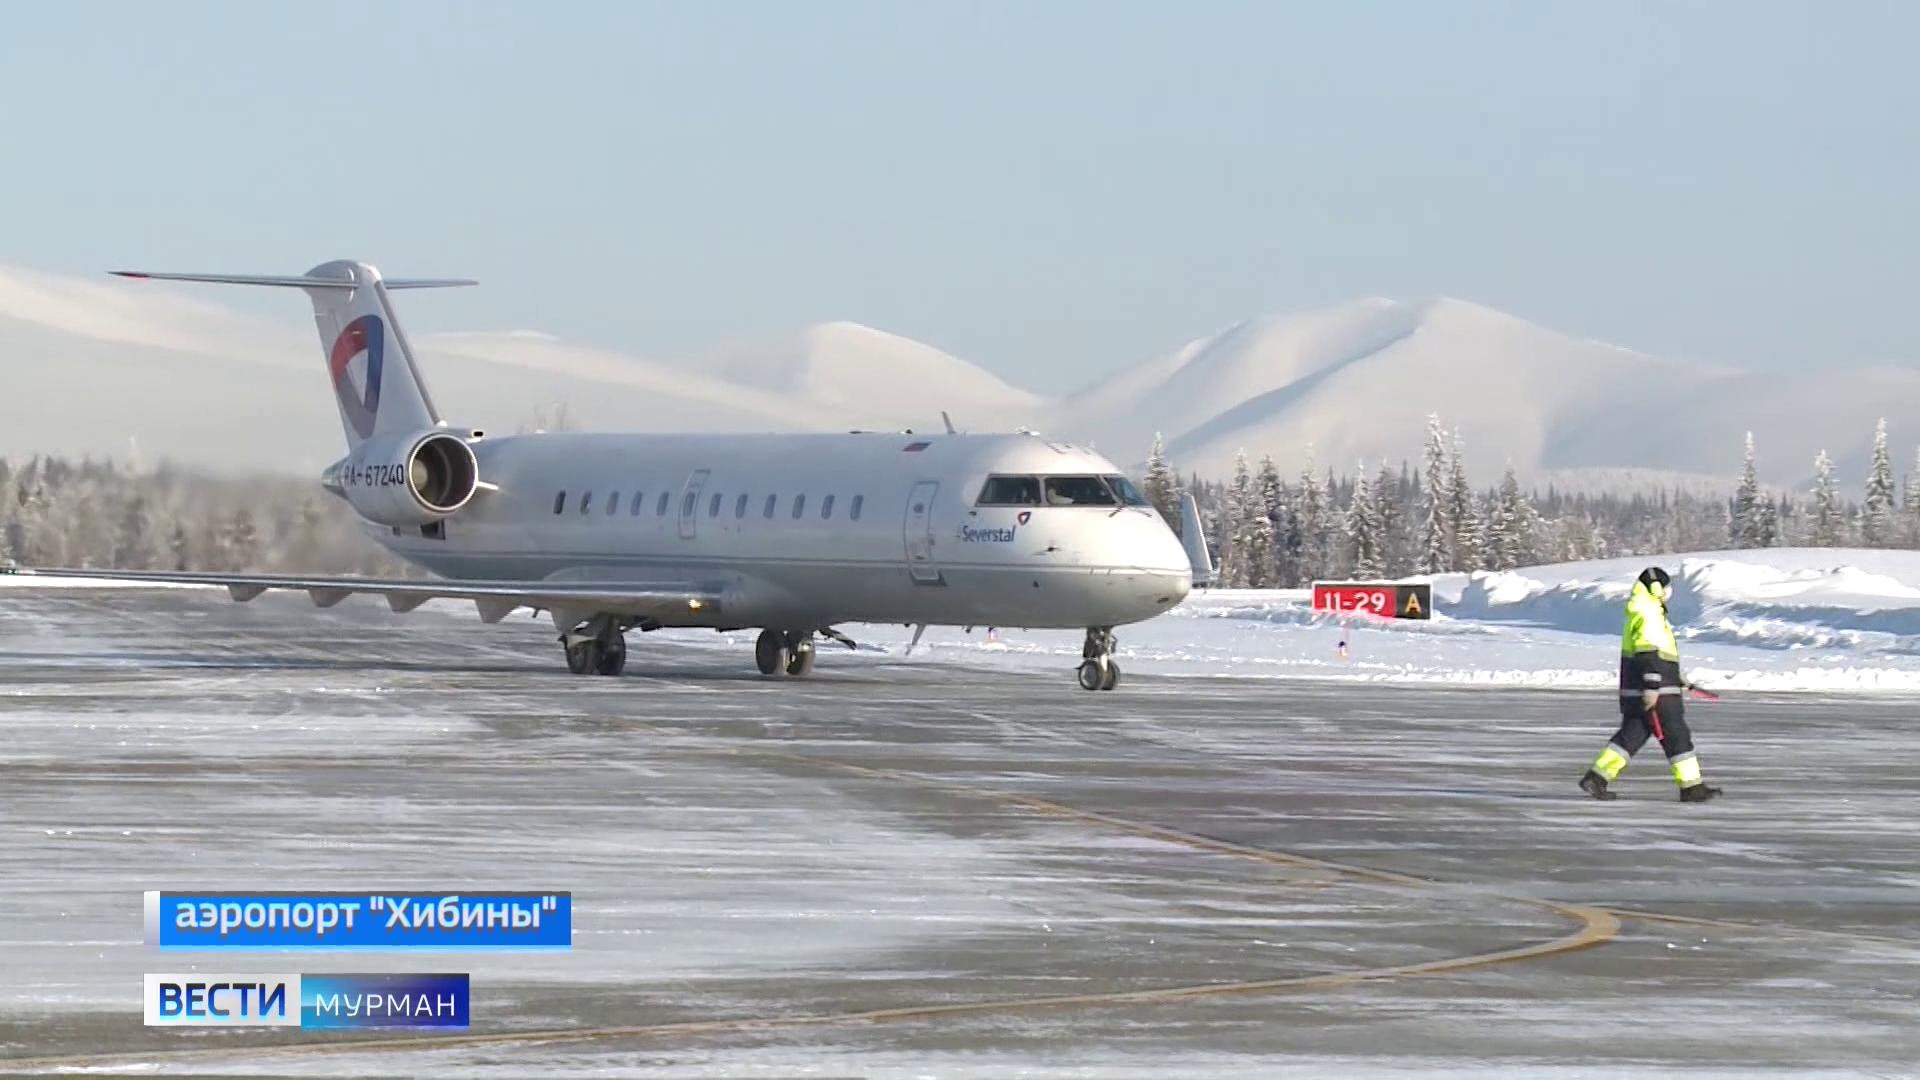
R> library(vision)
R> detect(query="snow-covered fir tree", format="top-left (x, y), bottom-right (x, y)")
top-left (1731, 431), bottom-right (1762, 548)
top-left (1256, 455), bottom-right (1285, 586)
top-left (1486, 465), bottom-right (1541, 570)
top-left (1862, 418), bottom-right (1896, 547)
top-left (1239, 458), bottom-right (1276, 587)
top-left (1293, 454), bottom-right (1328, 583)
top-left (1751, 488), bottom-right (1780, 548)
top-left (1810, 449), bottom-right (1847, 546)
top-left (1321, 470), bottom-right (1348, 578)
top-left (1418, 414), bottom-right (1451, 573)
top-left (1905, 446), bottom-right (1920, 547)
top-left (1215, 451), bottom-right (1256, 587)
top-left (1374, 461), bottom-right (1408, 575)
top-left (1346, 463), bottom-right (1385, 578)
top-left (1445, 429), bottom-right (1483, 571)
top-left (1142, 432), bottom-right (1182, 533)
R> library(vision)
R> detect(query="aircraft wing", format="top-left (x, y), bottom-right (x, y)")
top-left (2, 566), bottom-right (722, 624)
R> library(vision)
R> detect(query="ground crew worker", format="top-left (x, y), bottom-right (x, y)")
top-left (1579, 566), bottom-right (1722, 802)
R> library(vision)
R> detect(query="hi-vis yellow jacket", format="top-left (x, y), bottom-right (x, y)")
top-left (1619, 579), bottom-right (1682, 694)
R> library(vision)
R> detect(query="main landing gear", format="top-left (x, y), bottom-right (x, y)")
top-left (559, 616), bottom-right (856, 680)
top-left (1077, 626), bottom-right (1119, 691)
top-left (561, 615), bottom-right (628, 676)
top-left (754, 629), bottom-right (817, 677)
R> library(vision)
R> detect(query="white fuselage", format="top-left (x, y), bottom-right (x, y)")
top-left (363, 429), bottom-right (1194, 632)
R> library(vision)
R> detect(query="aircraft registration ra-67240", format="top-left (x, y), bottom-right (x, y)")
top-left (21, 260), bottom-right (1214, 690)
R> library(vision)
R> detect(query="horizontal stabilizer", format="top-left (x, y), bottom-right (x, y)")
top-left (111, 270), bottom-right (476, 289)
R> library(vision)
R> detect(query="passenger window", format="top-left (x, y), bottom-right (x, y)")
top-left (764, 494), bottom-right (777, 519)
top-left (977, 475), bottom-right (1041, 505)
top-left (735, 493), bottom-right (749, 518)
top-left (631, 492), bottom-right (645, 516)
top-left (1101, 474), bottom-right (1152, 506)
top-left (553, 491), bottom-right (566, 514)
top-left (792, 494), bottom-right (806, 519)
top-left (821, 494), bottom-right (834, 519)
top-left (708, 492), bottom-right (722, 517)
top-left (850, 494), bottom-right (863, 520)
top-left (607, 491), bottom-right (620, 515)
top-left (1043, 475), bottom-right (1118, 506)
top-left (657, 492), bottom-right (671, 516)
top-left (580, 490), bottom-right (594, 514)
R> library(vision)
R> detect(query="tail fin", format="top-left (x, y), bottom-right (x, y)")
top-left (1179, 492), bottom-right (1213, 588)
top-left (112, 261), bottom-right (474, 450)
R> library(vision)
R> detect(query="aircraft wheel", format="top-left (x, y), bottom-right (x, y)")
top-left (594, 634), bottom-right (627, 676)
top-left (755, 629), bottom-right (791, 676)
top-left (565, 639), bottom-right (597, 675)
top-left (1100, 661), bottom-right (1120, 690)
top-left (1077, 660), bottom-right (1104, 691)
top-left (786, 640), bottom-right (816, 676)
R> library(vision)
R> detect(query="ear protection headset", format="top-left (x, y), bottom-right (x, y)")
top-left (1638, 565), bottom-right (1671, 601)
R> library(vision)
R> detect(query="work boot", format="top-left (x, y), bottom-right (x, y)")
top-left (1679, 782), bottom-right (1723, 802)
top-left (1579, 770), bottom-right (1617, 800)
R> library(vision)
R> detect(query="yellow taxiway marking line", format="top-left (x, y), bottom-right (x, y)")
top-left (2, 738), bottom-right (1620, 1071)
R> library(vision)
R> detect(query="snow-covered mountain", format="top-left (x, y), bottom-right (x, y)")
top-left (1044, 296), bottom-right (1920, 492)
top-left (0, 260), bottom-right (1903, 490)
top-left (0, 265), bottom-right (1024, 474)
top-left (662, 321), bottom-right (1045, 433)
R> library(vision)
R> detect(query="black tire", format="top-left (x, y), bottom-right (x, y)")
top-left (1100, 661), bottom-right (1120, 690)
top-left (565, 640), bottom-right (596, 675)
top-left (594, 637), bottom-right (626, 676)
top-left (1077, 660), bottom-right (1104, 691)
top-left (755, 629), bottom-right (790, 676)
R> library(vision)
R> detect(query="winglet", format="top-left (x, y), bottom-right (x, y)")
top-left (1179, 492), bottom-right (1213, 588)
top-left (942, 411), bottom-right (957, 434)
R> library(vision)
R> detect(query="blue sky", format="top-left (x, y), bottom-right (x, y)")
top-left (0, 0), bottom-right (1912, 395)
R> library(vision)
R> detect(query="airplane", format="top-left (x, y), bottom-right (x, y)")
top-left (17, 259), bottom-right (1214, 690)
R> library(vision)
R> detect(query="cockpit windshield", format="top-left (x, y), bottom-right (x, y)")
top-left (1102, 474), bottom-right (1151, 506)
top-left (1042, 475), bottom-right (1118, 506)
top-left (976, 475), bottom-right (1041, 505)
top-left (975, 473), bottom-right (1154, 508)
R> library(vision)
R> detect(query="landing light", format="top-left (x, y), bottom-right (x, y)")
top-left (688, 599), bottom-right (705, 610)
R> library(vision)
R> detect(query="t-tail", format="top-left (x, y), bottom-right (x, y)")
top-left (111, 260), bottom-right (475, 452)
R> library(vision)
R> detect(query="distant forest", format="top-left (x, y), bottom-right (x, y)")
top-left (1, 413), bottom-right (1914, 581)
top-left (0, 457), bottom-right (414, 576)
top-left (1144, 415), bottom-right (1920, 588)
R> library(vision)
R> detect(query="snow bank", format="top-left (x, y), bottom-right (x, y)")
top-left (1436, 548), bottom-right (1920, 652)
top-left (8, 548), bottom-right (1920, 694)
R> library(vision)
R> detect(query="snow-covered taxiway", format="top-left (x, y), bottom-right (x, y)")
top-left (1, 548), bottom-right (1916, 1076)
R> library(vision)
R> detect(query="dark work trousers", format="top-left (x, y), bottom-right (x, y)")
top-left (1610, 693), bottom-right (1692, 760)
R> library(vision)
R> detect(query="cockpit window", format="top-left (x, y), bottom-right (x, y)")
top-left (1102, 474), bottom-right (1151, 506)
top-left (1043, 475), bottom-right (1119, 506)
top-left (977, 475), bottom-right (1041, 505)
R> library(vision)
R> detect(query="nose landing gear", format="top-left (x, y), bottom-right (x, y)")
top-left (755, 628), bottom-right (817, 677)
top-left (1077, 626), bottom-right (1119, 690)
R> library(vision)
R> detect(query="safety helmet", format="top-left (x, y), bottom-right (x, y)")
top-left (1638, 565), bottom-right (1671, 600)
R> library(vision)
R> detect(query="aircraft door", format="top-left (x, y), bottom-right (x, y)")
top-left (678, 469), bottom-right (710, 540)
top-left (903, 480), bottom-right (940, 583)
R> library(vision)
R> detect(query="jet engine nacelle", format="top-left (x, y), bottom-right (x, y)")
top-left (322, 430), bottom-right (480, 528)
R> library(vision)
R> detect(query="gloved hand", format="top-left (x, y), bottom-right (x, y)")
top-left (1641, 688), bottom-right (1660, 711)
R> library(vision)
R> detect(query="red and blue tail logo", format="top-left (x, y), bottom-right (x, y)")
top-left (329, 315), bottom-right (384, 439)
